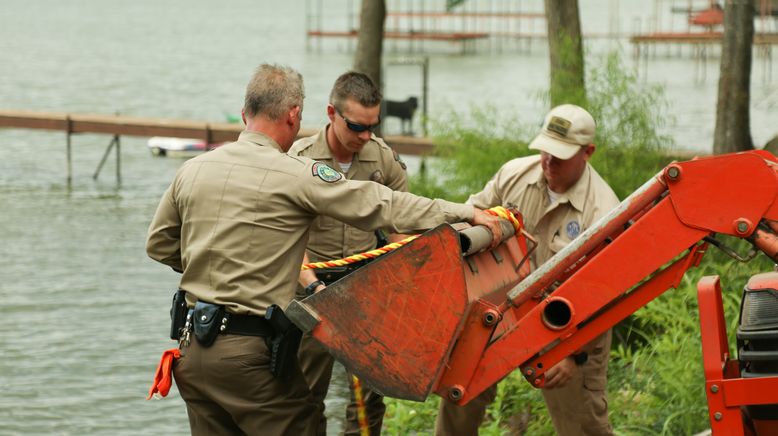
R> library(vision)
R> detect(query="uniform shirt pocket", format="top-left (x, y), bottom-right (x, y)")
top-left (548, 233), bottom-right (571, 254)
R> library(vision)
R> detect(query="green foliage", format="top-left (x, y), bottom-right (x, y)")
top-left (387, 51), bottom-right (772, 435)
top-left (382, 396), bottom-right (440, 434)
top-left (445, 0), bottom-right (467, 11)
top-left (409, 106), bottom-right (534, 202)
top-left (586, 52), bottom-right (681, 199)
top-left (482, 372), bottom-right (554, 435)
top-left (409, 51), bottom-right (682, 202)
top-left (606, 252), bottom-right (772, 435)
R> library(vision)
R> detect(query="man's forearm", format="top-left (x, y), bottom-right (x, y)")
top-left (298, 251), bottom-right (319, 287)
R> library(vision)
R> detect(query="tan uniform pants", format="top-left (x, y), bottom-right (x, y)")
top-left (298, 331), bottom-right (386, 435)
top-left (174, 334), bottom-right (317, 436)
top-left (435, 331), bottom-right (613, 436)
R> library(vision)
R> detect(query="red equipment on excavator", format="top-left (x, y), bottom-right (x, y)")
top-left (287, 151), bottom-right (778, 435)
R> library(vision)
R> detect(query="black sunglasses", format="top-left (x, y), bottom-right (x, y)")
top-left (336, 109), bottom-right (380, 133)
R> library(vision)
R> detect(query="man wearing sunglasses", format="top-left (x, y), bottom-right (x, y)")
top-left (289, 71), bottom-right (405, 436)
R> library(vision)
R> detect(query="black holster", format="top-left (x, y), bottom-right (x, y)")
top-left (314, 259), bottom-right (375, 285)
top-left (264, 304), bottom-right (302, 380)
top-left (192, 301), bottom-right (225, 347)
top-left (311, 234), bottom-right (386, 286)
top-left (314, 265), bottom-right (356, 285)
top-left (169, 289), bottom-right (188, 340)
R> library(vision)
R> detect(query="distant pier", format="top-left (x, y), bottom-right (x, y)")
top-left (631, 32), bottom-right (778, 46)
top-left (305, 0), bottom-right (549, 54)
top-left (0, 110), bottom-right (435, 185)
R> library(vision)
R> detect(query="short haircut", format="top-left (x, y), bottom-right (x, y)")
top-left (244, 64), bottom-right (305, 120)
top-left (329, 71), bottom-right (382, 113)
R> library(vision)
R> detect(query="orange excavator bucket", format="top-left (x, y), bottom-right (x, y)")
top-left (287, 221), bottom-right (532, 401)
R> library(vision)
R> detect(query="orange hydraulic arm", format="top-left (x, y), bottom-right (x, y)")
top-left (288, 151), bottom-right (778, 406)
top-left (460, 151), bottom-right (778, 402)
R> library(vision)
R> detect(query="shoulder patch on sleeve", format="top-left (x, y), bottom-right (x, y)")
top-left (392, 150), bottom-right (407, 170)
top-left (311, 162), bottom-right (343, 183)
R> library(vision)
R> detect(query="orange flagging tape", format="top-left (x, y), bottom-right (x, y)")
top-left (147, 348), bottom-right (180, 400)
top-left (351, 375), bottom-right (371, 436)
top-left (484, 205), bottom-right (522, 233)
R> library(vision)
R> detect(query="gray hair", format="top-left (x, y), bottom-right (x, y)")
top-left (244, 64), bottom-right (305, 120)
top-left (329, 71), bottom-right (382, 113)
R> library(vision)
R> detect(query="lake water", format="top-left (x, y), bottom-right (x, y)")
top-left (0, 0), bottom-right (776, 434)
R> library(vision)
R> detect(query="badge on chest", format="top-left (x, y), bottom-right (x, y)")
top-left (566, 219), bottom-right (581, 239)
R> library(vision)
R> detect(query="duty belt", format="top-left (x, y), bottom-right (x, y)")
top-left (220, 312), bottom-right (274, 337)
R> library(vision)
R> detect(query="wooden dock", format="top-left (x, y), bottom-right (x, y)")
top-left (630, 31), bottom-right (778, 45)
top-left (0, 109), bottom-right (434, 154)
top-left (0, 110), bottom-right (244, 143)
top-left (307, 30), bottom-right (489, 42)
top-left (0, 109), bottom-right (435, 184)
top-left (386, 11), bottom-right (545, 19)
top-left (307, 30), bottom-right (490, 54)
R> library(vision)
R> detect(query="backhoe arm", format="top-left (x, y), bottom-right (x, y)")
top-left (288, 151), bottom-right (778, 405)
top-left (457, 151), bottom-right (778, 402)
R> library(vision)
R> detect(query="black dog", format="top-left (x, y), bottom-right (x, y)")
top-left (384, 96), bottom-right (418, 135)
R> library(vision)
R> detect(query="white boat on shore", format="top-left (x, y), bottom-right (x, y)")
top-left (147, 136), bottom-right (225, 158)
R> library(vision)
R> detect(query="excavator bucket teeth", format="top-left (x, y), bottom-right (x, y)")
top-left (287, 224), bottom-right (468, 401)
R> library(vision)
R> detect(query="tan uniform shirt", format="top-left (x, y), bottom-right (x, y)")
top-left (467, 155), bottom-right (619, 268)
top-left (289, 126), bottom-right (408, 260)
top-left (467, 155), bottom-right (619, 386)
top-left (146, 131), bottom-right (473, 317)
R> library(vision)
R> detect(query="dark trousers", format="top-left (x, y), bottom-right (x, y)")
top-left (174, 334), bottom-right (317, 435)
top-left (298, 331), bottom-right (386, 435)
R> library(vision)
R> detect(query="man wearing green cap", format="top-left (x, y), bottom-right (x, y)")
top-left (435, 104), bottom-right (619, 436)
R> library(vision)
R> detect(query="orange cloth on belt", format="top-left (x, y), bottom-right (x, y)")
top-left (146, 348), bottom-right (180, 400)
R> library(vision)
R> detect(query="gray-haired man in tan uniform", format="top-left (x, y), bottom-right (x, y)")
top-left (435, 105), bottom-right (619, 436)
top-left (289, 71), bottom-right (404, 435)
top-left (146, 64), bottom-right (504, 436)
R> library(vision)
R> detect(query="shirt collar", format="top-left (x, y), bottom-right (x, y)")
top-left (238, 130), bottom-right (283, 152)
top-left (307, 125), bottom-right (380, 162)
top-left (532, 161), bottom-right (590, 212)
top-left (307, 127), bottom-right (334, 160)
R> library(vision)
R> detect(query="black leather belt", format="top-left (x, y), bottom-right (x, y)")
top-left (223, 313), bottom-right (274, 337)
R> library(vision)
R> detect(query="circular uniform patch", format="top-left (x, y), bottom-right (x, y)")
top-left (370, 169), bottom-right (384, 184)
top-left (312, 162), bottom-right (342, 183)
top-left (566, 220), bottom-right (581, 239)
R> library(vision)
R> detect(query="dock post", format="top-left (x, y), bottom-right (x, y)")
top-left (66, 116), bottom-right (72, 187)
top-left (93, 134), bottom-right (121, 185)
top-left (115, 135), bottom-right (121, 184)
